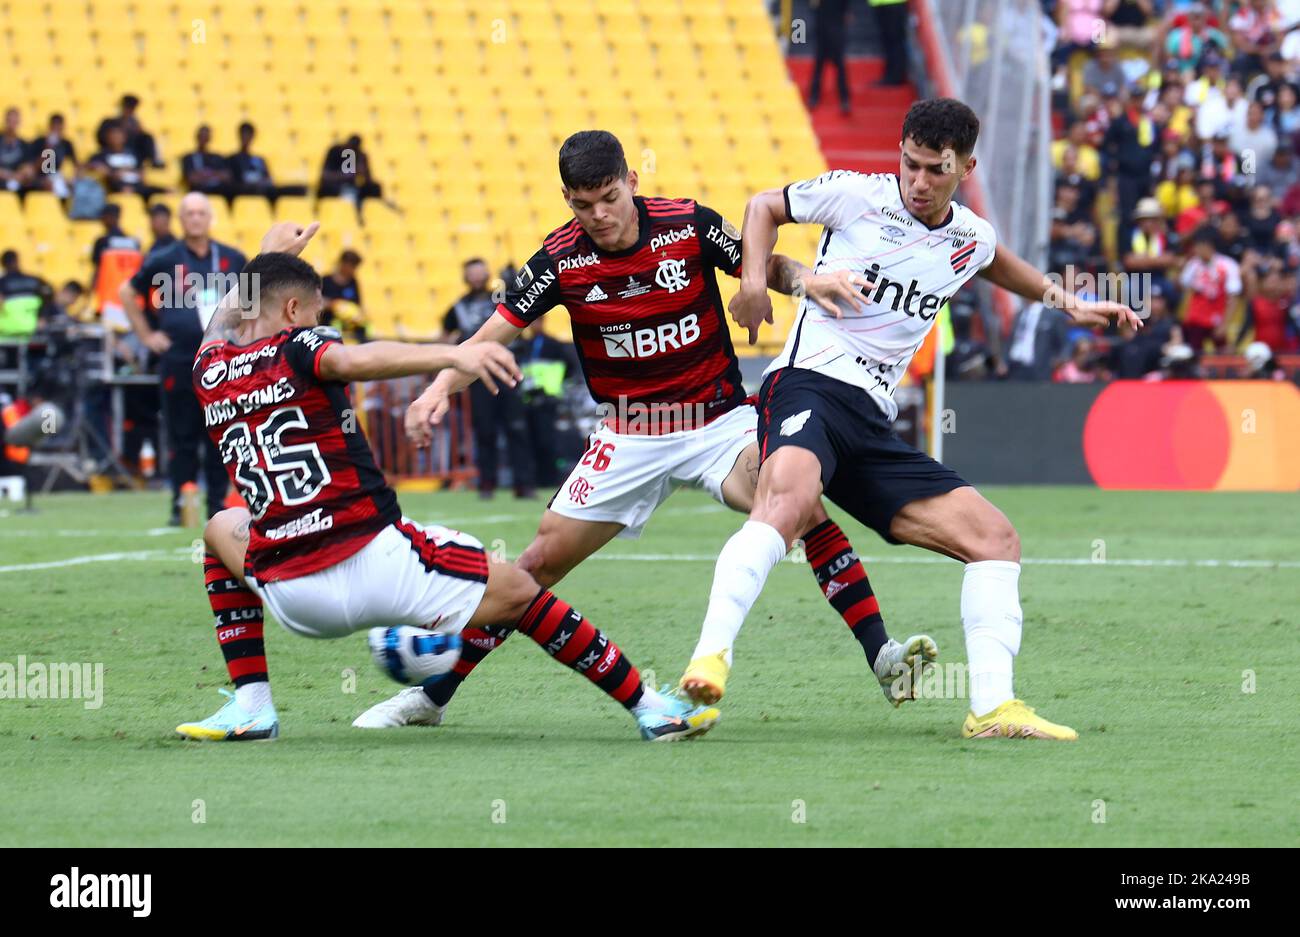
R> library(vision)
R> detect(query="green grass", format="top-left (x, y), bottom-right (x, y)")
top-left (2, 486), bottom-right (1297, 846)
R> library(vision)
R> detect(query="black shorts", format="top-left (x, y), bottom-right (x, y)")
top-left (757, 367), bottom-right (968, 543)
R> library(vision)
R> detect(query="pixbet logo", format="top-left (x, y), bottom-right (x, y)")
top-left (649, 223), bottom-right (694, 252)
top-left (602, 313), bottom-right (700, 359)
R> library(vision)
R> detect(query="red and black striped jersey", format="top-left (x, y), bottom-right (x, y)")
top-left (497, 197), bottom-right (746, 430)
top-left (193, 326), bottom-right (400, 583)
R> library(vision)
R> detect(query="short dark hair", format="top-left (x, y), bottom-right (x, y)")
top-left (49, 112), bottom-right (63, 124)
top-left (101, 203), bottom-right (121, 219)
top-left (1, 249), bottom-right (18, 268)
top-left (121, 94), bottom-right (139, 110)
top-left (339, 249), bottom-right (362, 266)
top-left (239, 121), bottom-right (255, 136)
top-left (1192, 226), bottom-right (1218, 245)
top-left (149, 202), bottom-right (171, 217)
top-left (245, 252), bottom-right (322, 305)
top-left (558, 130), bottom-right (628, 191)
top-left (462, 257), bottom-right (487, 269)
top-left (901, 98), bottom-right (981, 157)
top-left (60, 279), bottom-right (84, 296)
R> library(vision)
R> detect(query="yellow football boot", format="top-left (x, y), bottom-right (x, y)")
top-left (678, 649), bottom-right (729, 705)
top-left (961, 699), bottom-right (1078, 741)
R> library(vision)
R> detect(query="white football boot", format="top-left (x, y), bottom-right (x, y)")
top-left (352, 686), bottom-right (446, 728)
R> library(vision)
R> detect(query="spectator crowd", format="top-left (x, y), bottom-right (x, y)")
top-left (951, 0), bottom-right (1300, 384)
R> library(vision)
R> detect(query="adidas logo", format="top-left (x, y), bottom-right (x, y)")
top-left (585, 284), bottom-right (608, 302)
top-left (824, 579), bottom-right (846, 600)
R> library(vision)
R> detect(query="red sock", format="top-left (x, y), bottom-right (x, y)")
top-left (803, 520), bottom-right (888, 666)
top-left (516, 590), bottom-right (644, 709)
top-left (423, 625), bottom-right (512, 706)
top-left (203, 553), bottom-right (267, 687)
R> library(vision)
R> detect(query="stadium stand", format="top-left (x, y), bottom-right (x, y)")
top-left (0, 0), bottom-right (828, 353)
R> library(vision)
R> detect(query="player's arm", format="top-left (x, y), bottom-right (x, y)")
top-left (405, 311), bottom-right (525, 446)
top-left (317, 338), bottom-right (520, 387)
top-left (732, 180), bottom-right (875, 344)
top-left (979, 242), bottom-right (1144, 330)
top-left (201, 222), bottom-right (322, 345)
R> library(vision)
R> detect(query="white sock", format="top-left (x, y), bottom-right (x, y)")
top-left (691, 521), bottom-right (788, 665)
top-left (235, 681), bottom-right (273, 713)
top-left (631, 683), bottom-right (672, 717)
top-left (961, 560), bottom-right (1022, 716)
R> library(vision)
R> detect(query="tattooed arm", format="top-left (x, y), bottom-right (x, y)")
top-left (202, 222), bottom-right (322, 344)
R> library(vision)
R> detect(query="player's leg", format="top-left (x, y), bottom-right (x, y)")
top-left (886, 487), bottom-right (1074, 740)
top-left (354, 524), bottom-right (718, 740)
top-left (681, 443), bottom-right (823, 701)
top-left (475, 558), bottom-right (720, 740)
top-left (716, 439), bottom-right (931, 703)
top-left (175, 507), bottom-right (279, 741)
top-left (422, 510), bottom-right (624, 708)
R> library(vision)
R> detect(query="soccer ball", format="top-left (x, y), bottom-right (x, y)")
top-left (368, 626), bottom-right (462, 686)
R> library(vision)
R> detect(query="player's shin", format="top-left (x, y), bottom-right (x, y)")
top-left (803, 519), bottom-right (888, 666)
top-left (514, 590), bottom-right (646, 709)
top-left (691, 520), bottom-right (788, 665)
top-left (204, 553), bottom-right (272, 713)
top-left (961, 560), bottom-right (1021, 716)
top-left (422, 624), bottom-right (511, 706)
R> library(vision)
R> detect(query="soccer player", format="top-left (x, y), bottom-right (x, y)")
top-left (175, 221), bottom-right (720, 742)
top-left (681, 99), bottom-right (1144, 740)
top-left (355, 130), bottom-right (936, 729)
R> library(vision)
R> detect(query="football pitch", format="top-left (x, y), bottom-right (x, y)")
top-left (2, 486), bottom-right (1297, 847)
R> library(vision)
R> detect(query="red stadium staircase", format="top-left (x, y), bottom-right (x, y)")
top-left (786, 56), bottom-right (915, 174)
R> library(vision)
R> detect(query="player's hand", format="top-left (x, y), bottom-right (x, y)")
top-left (799, 270), bottom-right (870, 318)
top-left (260, 221), bottom-right (320, 256)
top-left (405, 387), bottom-right (447, 448)
top-left (143, 330), bottom-right (171, 354)
top-left (449, 342), bottom-right (522, 395)
top-left (729, 282), bottom-right (774, 345)
top-left (1063, 298), bottom-right (1143, 331)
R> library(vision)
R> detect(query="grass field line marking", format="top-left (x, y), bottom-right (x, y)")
top-left (586, 553), bottom-right (1300, 570)
top-left (0, 547), bottom-right (190, 573)
top-left (7, 548), bottom-right (1296, 576)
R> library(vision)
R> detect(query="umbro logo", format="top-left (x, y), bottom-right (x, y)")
top-left (780, 409), bottom-right (812, 436)
top-left (584, 283), bottom-right (608, 302)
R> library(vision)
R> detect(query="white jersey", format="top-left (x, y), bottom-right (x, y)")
top-left (767, 170), bottom-right (998, 422)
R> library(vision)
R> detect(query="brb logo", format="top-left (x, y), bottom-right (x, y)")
top-left (602, 313), bottom-right (700, 359)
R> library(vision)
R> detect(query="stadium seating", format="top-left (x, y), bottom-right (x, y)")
top-left (1, 0), bottom-right (826, 349)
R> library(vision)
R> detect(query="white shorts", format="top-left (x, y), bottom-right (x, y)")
top-left (550, 404), bottom-right (758, 538)
top-left (247, 520), bottom-right (489, 640)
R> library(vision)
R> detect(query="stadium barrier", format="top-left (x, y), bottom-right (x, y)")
top-left (360, 379), bottom-right (477, 487)
top-left (943, 381), bottom-right (1300, 491)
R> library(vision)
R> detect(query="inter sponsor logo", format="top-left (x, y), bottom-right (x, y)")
top-left (859, 262), bottom-right (952, 321)
top-left (558, 251), bottom-right (599, 273)
top-left (49, 867), bottom-right (151, 917)
top-left (649, 223), bottom-right (695, 252)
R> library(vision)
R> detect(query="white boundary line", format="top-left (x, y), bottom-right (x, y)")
top-left (3, 548), bottom-right (1297, 575)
